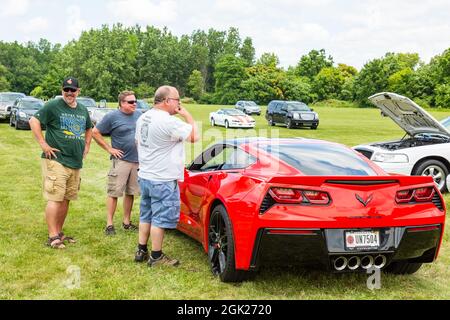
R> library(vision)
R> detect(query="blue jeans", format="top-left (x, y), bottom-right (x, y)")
top-left (139, 179), bottom-right (180, 229)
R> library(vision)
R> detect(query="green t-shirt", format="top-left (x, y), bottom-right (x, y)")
top-left (35, 98), bottom-right (93, 169)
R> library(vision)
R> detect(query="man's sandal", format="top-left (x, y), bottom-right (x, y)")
top-left (47, 236), bottom-right (66, 249)
top-left (59, 232), bottom-right (76, 244)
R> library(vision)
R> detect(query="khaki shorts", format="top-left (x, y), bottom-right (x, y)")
top-left (41, 159), bottom-right (81, 202)
top-left (107, 159), bottom-right (140, 198)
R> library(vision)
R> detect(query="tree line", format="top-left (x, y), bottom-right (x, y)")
top-left (0, 24), bottom-right (448, 108)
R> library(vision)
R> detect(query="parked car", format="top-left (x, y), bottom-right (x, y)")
top-left (178, 137), bottom-right (446, 282)
top-left (91, 108), bottom-right (115, 126)
top-left (0, 92), bottom-right (26, 120)
top-left (265, 100), bottom-right (319, 129)
top-left (353, 92), bottom-right (450, 192)
top-left (9, 97), bottom-right (44, 130)
top-left (137, 99), bottom-right (152, 113)
top-left (210, 109), bottom-right (256, 129)
top-left (235, 100), bottom-right (261, 115)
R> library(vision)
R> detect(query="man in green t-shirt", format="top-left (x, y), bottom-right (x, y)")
top-left (30, 77), bottom-right (93, 249)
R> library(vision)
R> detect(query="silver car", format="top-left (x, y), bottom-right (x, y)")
top-left (235, 101), bottom-right (261, 115)
top-left (0, 92), bottom-right (26, 120)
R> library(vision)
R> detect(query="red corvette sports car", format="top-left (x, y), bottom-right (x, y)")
top-left (177, 138), bottom-right (446, 282)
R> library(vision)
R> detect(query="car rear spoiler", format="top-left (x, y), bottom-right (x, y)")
top-left (267, 175), bottom-right (435, 188)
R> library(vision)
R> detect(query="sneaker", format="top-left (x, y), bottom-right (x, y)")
top-left (123, 222), bottom-right (138, 231)
top-left (134, 249), bottom-right (149, 263)
top-left (147, 254), bottom-right (180, 267)
top-left (105, 225), bottom-right (116, 236)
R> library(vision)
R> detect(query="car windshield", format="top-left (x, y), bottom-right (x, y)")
top-left (244, 101), bottom-right (257, 106)
top-left (286, 103), bottom-right (310, 112)
top-left (137, 100), bottom-right (150, 110)
top-left (440, 117), bottom-right (450, 130)
top-left (77, 98), bottom-right (96, 107)
top-left (22, 100), bottom-right (44, 110)
top-left (224, 109), bottom-right (245, 116)
top-left (259, 143), bottom-right (378, 176)
top-left (0, 93), bottom-right (25, 102)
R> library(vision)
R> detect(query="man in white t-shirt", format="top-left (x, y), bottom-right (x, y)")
top-left (134, 85), bottom-right (199, 267)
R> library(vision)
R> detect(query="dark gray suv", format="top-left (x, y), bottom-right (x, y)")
top-left (265, 100), bottom-right (319, 129)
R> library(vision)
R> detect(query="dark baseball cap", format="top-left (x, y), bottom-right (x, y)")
top-left (62, 77), bottom-right (79, 90)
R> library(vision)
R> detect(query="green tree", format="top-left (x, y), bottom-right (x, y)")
top-left (186, 70), bottom-right (204, 101)
top-left (0, 64), bottom-right (10, 91)
top-left (239, 37), bottom-right (255, 67)
top-left (214, 54), bottom-right (246, 104)
top-left (295, 49), bottom-right (333, 80)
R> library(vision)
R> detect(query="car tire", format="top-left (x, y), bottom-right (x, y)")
top-left (384, 261), bottom-right (422, 275)
top-left (9, 116), bottom-right (14, 127)
top-left (208, 204), bottom-right (253, 282)
top-left (311, 124), bottom-right (318, 130)
top-left (268, 116), bottom-right (275, 126)
top-left (412, 159), bottom-right (449, 192)
top-left (211, 118), bottom-right (215, 127)
top-left (286, 118), bottom-right (294, 129)
top-left (225, 120), bottom-right (230, 129)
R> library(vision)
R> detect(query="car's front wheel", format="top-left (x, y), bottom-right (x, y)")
top-left (413, 159), bottom-right (448, 192)
top-left (9, 116), bottom-right (14, 127)
top-left (225, 120), bottom-right (230, 129)
top-left (211, 118), bottom-right (215, 126)
top-left (286, 118), bottom-right (294, 129)
top-left (208, 205), bottom-right (252, 282)
top-left (384, 261), bottom-right (422, 275)
top-left (268, 116), bottom-right (275, 126)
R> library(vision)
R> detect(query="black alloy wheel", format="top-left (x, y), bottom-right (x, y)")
top-left (208, 205), bottom-right (251, 282)
top-left (286, 118), bottom-right (294, 129)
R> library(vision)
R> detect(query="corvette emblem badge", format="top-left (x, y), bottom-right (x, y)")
top-left (355, 194), bottom-right (373, 207)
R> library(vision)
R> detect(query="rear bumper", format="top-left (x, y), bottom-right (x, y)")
top-left (249, 225), bottom-right (442, 272)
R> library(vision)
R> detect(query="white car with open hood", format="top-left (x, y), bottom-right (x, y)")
top-left (354, 92), bottom-right (450, 192)
top-left (210, 108), bottom-right (256, 129)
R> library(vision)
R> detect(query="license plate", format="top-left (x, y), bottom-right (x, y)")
top-left (345, 230), bottom-right (380, 250)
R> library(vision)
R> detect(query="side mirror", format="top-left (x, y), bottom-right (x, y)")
top-left (310, 108), bottom-right (314, 112)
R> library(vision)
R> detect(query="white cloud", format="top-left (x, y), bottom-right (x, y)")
top-left (1, 0), bottom-right (30, 17)
top-left (107, 0), bottom-right (178, 25)
top-left (18, 17), bottom-right (49, 34)
top-left (66, 6), bottom-right (88, 39)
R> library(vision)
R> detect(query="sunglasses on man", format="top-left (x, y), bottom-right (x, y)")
top-left (124, 100), bottom-right (137, 104)
top-left (63, 88), bottom-right (78, 93)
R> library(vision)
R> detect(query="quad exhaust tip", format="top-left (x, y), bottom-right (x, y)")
top-left (333, 255), bottom-right (387, 271)
top-left (333, 256), bottom-right (348, 271)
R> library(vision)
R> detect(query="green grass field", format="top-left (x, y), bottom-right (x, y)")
top-left (0, 104), bottom-right (449, 300)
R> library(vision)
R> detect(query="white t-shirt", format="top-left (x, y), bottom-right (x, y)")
top-left (135, 108), bottom-right (192, 182)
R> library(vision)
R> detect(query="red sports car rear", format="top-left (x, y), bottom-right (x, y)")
top-left (178, 138), bottom-right (446, 282)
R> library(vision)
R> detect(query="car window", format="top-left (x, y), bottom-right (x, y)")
top-left (286, 102), bottom-right (310, 112)
top-left (259, 143), bottom-right (378, 176)
top-left (22, 100), bottom-right (44, 110)
top-left (223, 109), bottom-right (245, 116)
top-left (77, 98), bottom-right (96, 108)
top-left (0, 93), bottom-right (25, 102)
top-left (200, 146), bottom-right (255, 171)
top-left (441, 117), bottom-right (450, 130)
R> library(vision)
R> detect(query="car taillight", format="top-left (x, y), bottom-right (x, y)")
top-left (396, 187), bottom-right (435, 203)
top-left (269, 188), bottom-right (303, 204)
top-left (414, 187), bottom-right (435, 201)
top-left (268, 188), bottom-right (331, 205)
top-left (395, 189), bottom-right (414, 203)
top-left (303, 191), bottom-right (330, 205)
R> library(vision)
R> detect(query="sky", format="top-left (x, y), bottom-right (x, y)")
top-left (0, 0), bottom-right (449, 70)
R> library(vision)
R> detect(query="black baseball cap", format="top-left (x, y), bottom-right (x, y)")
top-left (62, 77), bottom-right (79, 90)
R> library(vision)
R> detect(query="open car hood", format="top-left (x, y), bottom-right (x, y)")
top-left (369, 92), bottom-right (450, 137)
